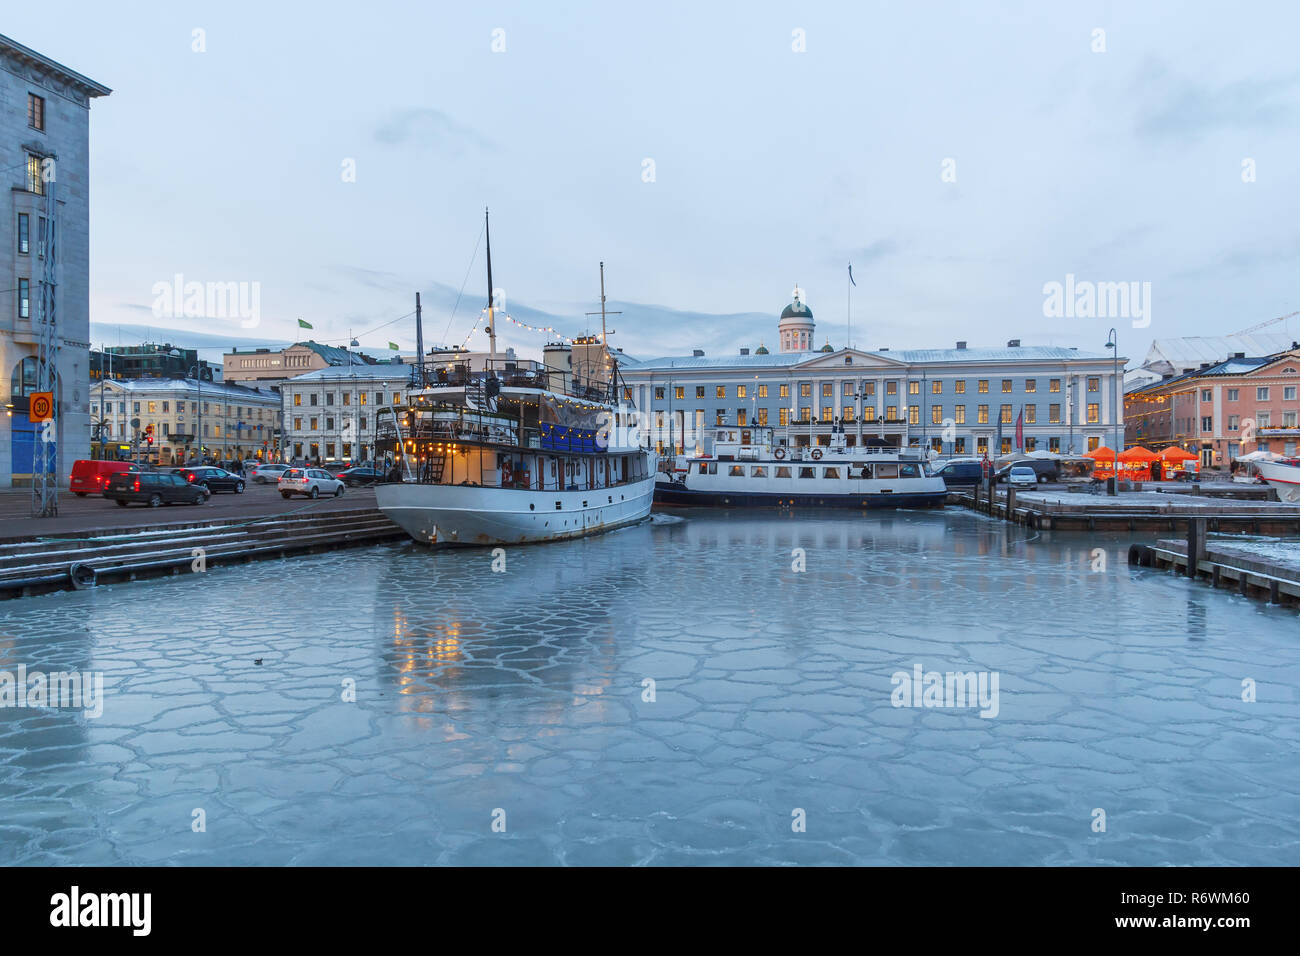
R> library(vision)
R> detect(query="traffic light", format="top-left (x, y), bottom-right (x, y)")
top-left (145, 424), bottom-right (154, 447)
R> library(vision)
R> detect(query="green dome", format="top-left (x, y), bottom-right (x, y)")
top-left (755, 342), bottom-right (770, 355)
top-left (819, 339), bottom-right (834, 352)
top-left (780, 301), bottom-right (813, 320)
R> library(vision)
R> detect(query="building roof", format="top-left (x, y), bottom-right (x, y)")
top-left (1142, 334), bottom-right (1295, 374)
top-left (1127, 353), bottom-right (1283, 397)
top-left (780, 302), bottom-right (813, 320)
top-left (100, 377), bottom-right (279, 401)
top-left (295, 341), bottom-right (377, 366)
top-left (281, 363), bottom-right (409, 385)
top-left (624, 345), bottom-right (1114, 372)
top-left (0, 33), bottom-right (111, 98)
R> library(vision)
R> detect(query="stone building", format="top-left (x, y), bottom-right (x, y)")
top-left (621, 291), bottom-right (1126, 458)
top-left (1, 33), bottom-right (110, 486)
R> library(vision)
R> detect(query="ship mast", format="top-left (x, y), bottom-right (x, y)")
top-left (485, 207), bottom-right (497, 367)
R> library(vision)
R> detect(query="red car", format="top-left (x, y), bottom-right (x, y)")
top-left (69, 459), bottom-right (134, 497)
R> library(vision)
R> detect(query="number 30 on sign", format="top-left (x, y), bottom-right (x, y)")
top-left (29, 391), bottom-right (54, 422)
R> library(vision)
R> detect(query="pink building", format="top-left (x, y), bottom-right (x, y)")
top-left (1127, 348), bottom-right (1300, 466)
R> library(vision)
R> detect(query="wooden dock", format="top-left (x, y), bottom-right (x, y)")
top-left (953, 485), bottom-right (1300, 535)
top-left (1129, 533), bottom-right (1300, 608)
top-left (0, 507), bottom-right (406, 600)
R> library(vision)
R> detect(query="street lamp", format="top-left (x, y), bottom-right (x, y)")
top-left (1105, 328), bottom-right (1119, 495)
top-left (187, 364), bottom-right (204, 465)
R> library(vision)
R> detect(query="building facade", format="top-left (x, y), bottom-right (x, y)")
top-left (279, 365), bottom-right (411, 464)
top-left (621, 294), bottom-right (1126, 458)
top-left (1, 34), bottom-right (110, 486)
top-left (223, 340), bottom-right (374, 385)
top-left (91, 343), bottom-right (219, 382)
top-left (1126, 348), bottom-right (1300, 465)
top-left (91, 378), bottom-right (281, 466)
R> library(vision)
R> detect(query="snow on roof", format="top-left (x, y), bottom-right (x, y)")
top-left (1143, 334), bottom-right (1294, 374)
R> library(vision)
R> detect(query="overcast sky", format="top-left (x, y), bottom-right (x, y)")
top-left (12, 1), bottom-right (1300, 365)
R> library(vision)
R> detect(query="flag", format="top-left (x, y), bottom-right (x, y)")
top-left (1015, 409), bottom-right (1024, 449)
top-left (298, 318), bottom-right (312, 329)
top-left (848, 263), bottom-right (856, 287)
top-left (388, 342), bottom-right (399, 351)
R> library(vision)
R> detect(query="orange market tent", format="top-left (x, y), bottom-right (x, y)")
top-left (1118, 446), bottom-right (1158, 481)
top-left (1157, 446), bottom-right (1198, 479)
top-left (1085, 446), bottom-right (1118, 478)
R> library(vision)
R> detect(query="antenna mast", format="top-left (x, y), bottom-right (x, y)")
top-left (485, 207), bottom-right (497, 366)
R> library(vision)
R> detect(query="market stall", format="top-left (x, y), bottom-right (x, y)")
top-left (1084, 446), bottom-right (1118, 480)
top-left (1157, 446), bottom-right (1198, 480)
top-left (1117, 446), bottom-right (1158, 482)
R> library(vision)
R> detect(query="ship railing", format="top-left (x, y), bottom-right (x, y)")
top-left (409, 359), bottom-right (615, 404)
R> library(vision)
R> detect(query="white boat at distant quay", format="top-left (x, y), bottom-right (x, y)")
top-left (1255, 459), bottom-right (1300, 503)
top-left (654, 426), bottom-right (948, 509)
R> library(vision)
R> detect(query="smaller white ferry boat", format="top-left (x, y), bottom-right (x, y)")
top-left (1255, 458), bottom-right (1300, 503)
top-left (654, 426), bottom-right (948, 509)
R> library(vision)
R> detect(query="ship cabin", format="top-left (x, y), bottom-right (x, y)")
top-left (664, 425), bottom-right (934, 483)
top-left (374, 361), bottom-right (649, 494)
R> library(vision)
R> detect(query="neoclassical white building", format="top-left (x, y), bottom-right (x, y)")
top-left (621, 292), bottom-right (1127, 458)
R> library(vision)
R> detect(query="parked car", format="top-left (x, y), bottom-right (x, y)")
top-left (250, 462), bottom-right (291, 484)
top-left (335, 464), bottom-right (385, 487)
top-left (278, 467), bottom-right (345, 499)
top-left (995, 459), bottom-right (1058, 483)
top-left (1006, 466), bottom-right (1038, 489)
top-left (69, 459), bottom-right (135, 497)
top-left (172, 466), bottom-right (246, 494)
top-left (104, 471), bottom-right (207, 507)
top-left (932, 461), bottom-right (984, 488)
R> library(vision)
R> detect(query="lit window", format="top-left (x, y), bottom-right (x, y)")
top-left (28, 93), bottom-right (45, 131)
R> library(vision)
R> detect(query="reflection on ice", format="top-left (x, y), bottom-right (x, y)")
top-left (0, 508), bottom-right (1297, 865)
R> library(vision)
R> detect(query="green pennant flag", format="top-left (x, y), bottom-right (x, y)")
top-left (298, 318), bottom-right (313, 329)
top-left (388, 342), bottom-right (399, 351)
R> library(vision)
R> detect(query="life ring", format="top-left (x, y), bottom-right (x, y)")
top-left (774, 447), bottom-right (787, 460)
top-left (811, 448), bottom-right (824, 461)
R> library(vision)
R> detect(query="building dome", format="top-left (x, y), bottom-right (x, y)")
top-left (778, 287), bottom-right (815, 353)
top-left (819, 339), bottom-right (834, 352)
top-left (755, 342), bottom-right (769, 355)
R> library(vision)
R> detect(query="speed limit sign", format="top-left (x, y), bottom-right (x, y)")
top-left (29, 391), bottom-right (54, 422)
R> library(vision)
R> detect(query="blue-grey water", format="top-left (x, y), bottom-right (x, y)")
top-left (1, 509), bottom-right (1297, 866)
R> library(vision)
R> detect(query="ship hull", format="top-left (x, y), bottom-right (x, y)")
top-left (653, 482), bottom-right (947, 510)
top-left (376, 476), bottom-right (657, 546)
top-left (1255, 461), bottom-right (1300, 504)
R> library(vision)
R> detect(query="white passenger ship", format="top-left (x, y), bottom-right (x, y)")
top-left (374, 211), bottom-right (656, 546)
top-left (654, 426), bottom-right (948, 509)
top-left (1255, 458), bottom-right (1300, 503)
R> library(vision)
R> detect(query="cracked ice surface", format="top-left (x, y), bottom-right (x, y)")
top-left (0, 510), bottom-right (1297, 865)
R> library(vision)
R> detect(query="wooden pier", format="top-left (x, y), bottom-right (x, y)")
top-left (1128, 523), bottom-right (1300, 608)
top-left (953, 484), bottom-right (1300, 535)
top-left (0, 507), bottom-right (406, 600)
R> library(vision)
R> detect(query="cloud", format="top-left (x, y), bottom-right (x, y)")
top-left (1134, 69), bottom-right (1299, 141)
top-left (374, 108), bottom-right (495, 152)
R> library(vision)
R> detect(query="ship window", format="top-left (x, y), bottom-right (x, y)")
top-left (728, 465), bottom-right (745, 476)
top-left (697, 462), bottom-right (708, 474)
top-left (798, 467), bottom-right (816, 479)
top-left (750, 466), bottom-right (766, 477)
top-left (876, 463), bottom-right (899, 478)
top-left (822, 467), bottom-right (841, 479)
top-left (775, 467), bottom-right (792, 478)
top-left (854, 463), bottom-right (873, 478)
top-left (899, 463), bottom-right (920, 478)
